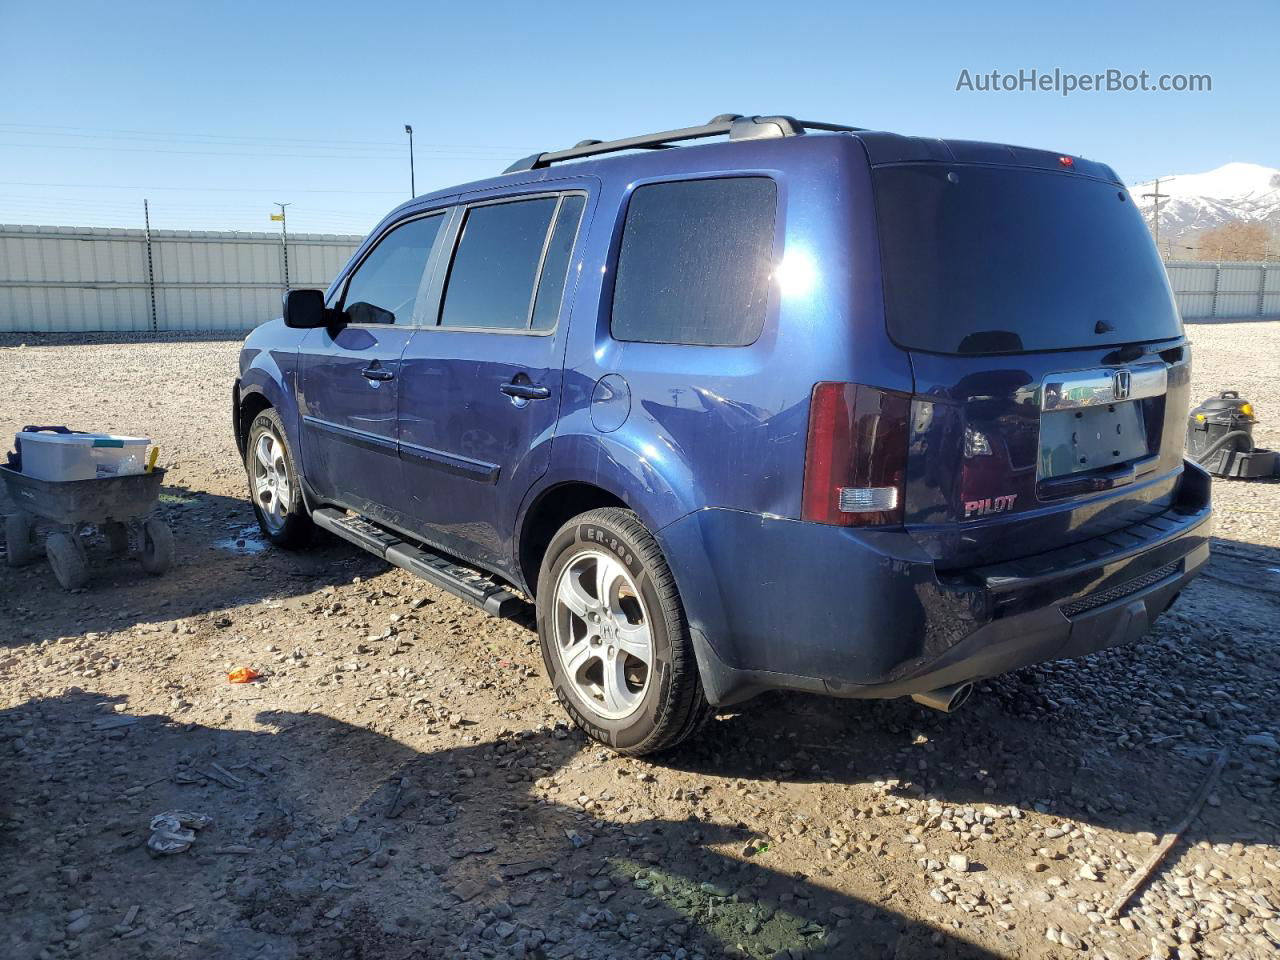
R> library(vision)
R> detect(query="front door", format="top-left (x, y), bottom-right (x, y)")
top-left (298, 210), bottom-right (447, 529)
top-left (398, 189), bottom-right (590, 574)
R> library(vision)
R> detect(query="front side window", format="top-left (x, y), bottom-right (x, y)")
top-left (440, 197), bottom-right (559, 330)
top-left (610, 177), bottom-right (777, 346)
top-left (342, 214), bottom-right (443, 325)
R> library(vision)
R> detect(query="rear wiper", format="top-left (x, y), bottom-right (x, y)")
top-left (1101, 342), bottom-right (1148, 365)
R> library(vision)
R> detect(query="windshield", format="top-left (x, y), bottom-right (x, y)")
top-left (873, 164), bottom-right (1181, 355)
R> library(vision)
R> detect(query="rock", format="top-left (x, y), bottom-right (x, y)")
top-left (1025, 861), bottom-right (1048, 873)
top-left (452, 880), bottom-right (486, 902)
top-left (1079, 865), bottom-right (1100, 881)
top-left (1243, 732), bottom-right (1279, 751)
top-left (66, 914), bottom-right (93, 935)
top-left (230, 876), bottom-right (266, 902)
top-left (948, 855), bottom-right (970, 873)
top-left (1059, 930), bottom-right (1084, 950)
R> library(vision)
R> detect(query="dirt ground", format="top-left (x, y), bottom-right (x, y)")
top-left (1, 323), bottom-right (1278, 960)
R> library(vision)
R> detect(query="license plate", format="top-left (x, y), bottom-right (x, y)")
top-left (1038, 402), bottom-right (1148, 479)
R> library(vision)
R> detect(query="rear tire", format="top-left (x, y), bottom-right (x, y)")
top-left (245, 408), bottom-right (313, 548)
top-left (46, 532), bottom-right (89, 590)
top-left (5, 513), bottom-right (39, 567)
top-left (535, 507), bottom-right (712, 756)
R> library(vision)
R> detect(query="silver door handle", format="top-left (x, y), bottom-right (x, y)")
top-left (500, 381), bottom-right (550, 400)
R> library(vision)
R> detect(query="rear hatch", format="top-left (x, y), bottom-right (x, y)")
top-left (872, 159), bottom-right (1189, 567)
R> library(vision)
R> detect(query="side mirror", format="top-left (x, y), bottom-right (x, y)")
top-left (282, 289), bottom-right (328, 328)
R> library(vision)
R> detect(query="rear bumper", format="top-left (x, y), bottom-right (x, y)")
top-left (659, 462), bottom-right (1213, 706)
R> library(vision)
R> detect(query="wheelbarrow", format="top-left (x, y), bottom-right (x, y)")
top-left (2, 466), bottom-right (173, 590)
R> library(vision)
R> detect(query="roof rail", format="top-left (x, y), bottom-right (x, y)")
top-left (503, 114), bottom-right (863, 174)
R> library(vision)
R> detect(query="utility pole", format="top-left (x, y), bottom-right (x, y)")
top-left (405, 124), bottom-right (416, 197)
top-left (272, 202), bottom-right (291, 292)
top-left (1143, 178), bottom-right (1172, 253)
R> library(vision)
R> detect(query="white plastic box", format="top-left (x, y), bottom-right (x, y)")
top-left (17, 432), bottom-right (150, 482)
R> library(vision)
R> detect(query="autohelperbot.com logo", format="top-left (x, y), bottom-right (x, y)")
top-left (955, 68), bottom-right (1212, 96)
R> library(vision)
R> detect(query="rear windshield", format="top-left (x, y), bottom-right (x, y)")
top-left (873, 164), bottom-right (1181, 354)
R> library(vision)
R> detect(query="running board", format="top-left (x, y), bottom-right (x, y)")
top-left (311, 507), bottom-right (524, 617)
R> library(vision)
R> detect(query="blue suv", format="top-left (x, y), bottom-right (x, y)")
top-left (234, 114), bottom-right (1212, 754)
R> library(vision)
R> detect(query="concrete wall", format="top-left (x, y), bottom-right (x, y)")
top-left (0, 224), bottom-right (363, 333)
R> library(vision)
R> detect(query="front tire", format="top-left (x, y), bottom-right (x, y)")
top-left (536, 507), bottom-right (711, 755)
top-left (245, 408), bottom-right (313, 548)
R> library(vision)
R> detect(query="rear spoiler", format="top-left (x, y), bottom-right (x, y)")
top-left (855, 133), bottom-right (1121, 184)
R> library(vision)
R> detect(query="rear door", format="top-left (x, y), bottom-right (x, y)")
top-left (298, 210), bottom-right (448, 528)
top-left (872, 161), bottom-right (1189, 566)
top-left (397, 187), bottom-right (591, 573)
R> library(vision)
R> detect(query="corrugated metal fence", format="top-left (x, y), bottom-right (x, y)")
top-left (3, 225), bottom-right (1277, 332)
top-left (0, 224), bottom-right (362, 333)
top-left (1166, 260), bottom-right (1280, 321)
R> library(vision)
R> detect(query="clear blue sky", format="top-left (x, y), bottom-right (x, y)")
top-left (1, 0), bottom-right (1273, 235)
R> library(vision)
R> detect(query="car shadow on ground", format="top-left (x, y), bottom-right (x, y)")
top-left (0, 690), bottom-right (1004, 960)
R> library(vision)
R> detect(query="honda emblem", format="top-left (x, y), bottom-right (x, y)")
top-left (1113, 369), bottom-right (1132, 401)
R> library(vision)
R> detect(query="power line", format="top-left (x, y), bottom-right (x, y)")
top-left (0, 133), bottom-right (519, 160)
top-left (0, 195), bottom-right (376, 219)
top-left (0, 140), bottom-right (512, 162)
top-left (0, 180), bottom-right (408, 195)
top-left (0, 121), bottom-right (532, 152)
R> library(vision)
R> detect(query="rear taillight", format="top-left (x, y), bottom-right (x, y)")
top-left (801, 382), bottom-right (910, 526)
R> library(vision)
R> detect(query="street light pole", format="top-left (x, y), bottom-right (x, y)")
top-left (404, 124), bottom-right (415, 198)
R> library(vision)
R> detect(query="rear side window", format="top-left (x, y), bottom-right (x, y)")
top-left (342, 214), bottom-right (443, 325)
top-left (531, 195), bottom-right (586, 331)
top-left (611, 177), bottom-right (777, 346)
top-left (440, 197), bottom-right (558, 330)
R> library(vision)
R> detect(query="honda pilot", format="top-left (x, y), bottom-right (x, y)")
top-left (233, 114), bottom-right (1212, 754)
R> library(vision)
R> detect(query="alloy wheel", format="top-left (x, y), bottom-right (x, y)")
top-left (251, 430), bottom-right (292, 534)
top-left (552, 550), bottom-right (653, 720)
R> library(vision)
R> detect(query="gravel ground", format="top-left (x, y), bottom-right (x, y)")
top-left (1, 323), bottom-right (1278, 960)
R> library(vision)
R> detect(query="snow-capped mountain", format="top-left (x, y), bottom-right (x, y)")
top-left (1129, 162), bottom-right (1280, 250)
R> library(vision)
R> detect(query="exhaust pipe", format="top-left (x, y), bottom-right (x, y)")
top-left (910, 682), bottom-right (973, 713)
